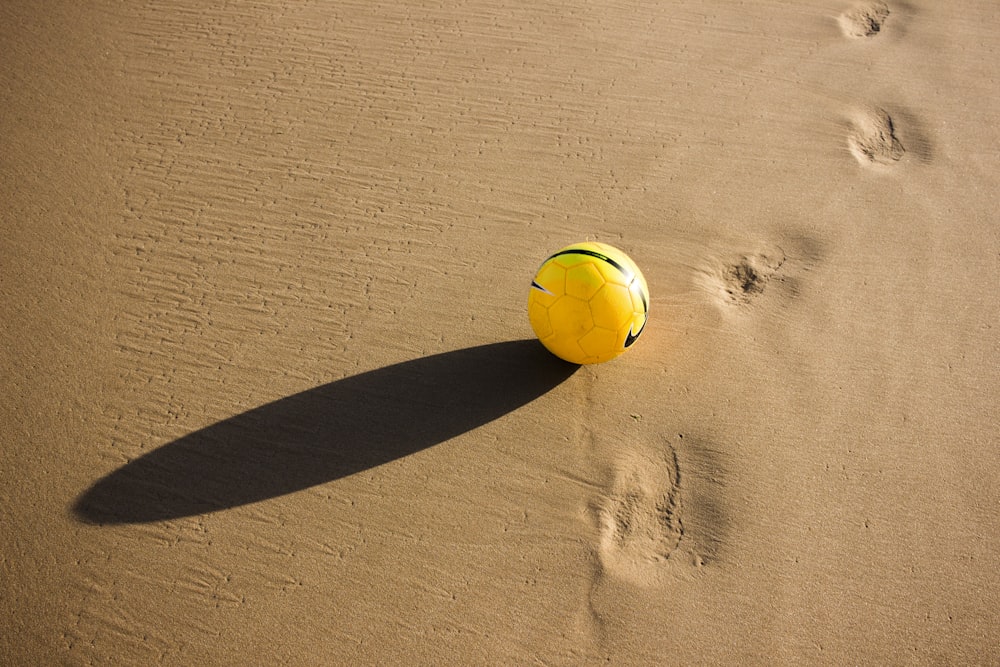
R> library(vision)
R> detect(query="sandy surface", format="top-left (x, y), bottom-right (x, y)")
top-left (3, 0), bottom-right (999, 663)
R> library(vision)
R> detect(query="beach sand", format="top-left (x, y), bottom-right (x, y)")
top-left (2, 1), bottom-right (998, 663)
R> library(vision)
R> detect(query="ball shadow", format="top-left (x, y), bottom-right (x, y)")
top-left (73, 340), bottom-right (577, 524)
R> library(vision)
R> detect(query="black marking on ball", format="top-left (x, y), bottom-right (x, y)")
top-left (530, 280), bottom-right (553, 295)
top-left (545, 249), bottom-right (633, 282)
top-left (624, 319), bottom-right (646, 348)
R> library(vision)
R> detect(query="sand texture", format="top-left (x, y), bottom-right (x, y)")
top-left (3, 1), bottom-right (999, 664)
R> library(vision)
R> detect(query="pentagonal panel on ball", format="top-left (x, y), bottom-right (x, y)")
top-left (548, 295), bottom-right (594, 339)
top-left (579, 326), bottom-right (619, 359)
top-left (565, 263), bottom-right (606, 301)
top-left (589, 283), bottom-right (633, 329)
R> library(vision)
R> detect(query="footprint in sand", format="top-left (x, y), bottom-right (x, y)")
top-left (597, 448), bottom-right (684, 576)
top-left (847, 106), bottom-right (905, 167)
top-left (596, 438), bottom-right (728, 583)
top-left (698, 235), bottom-right (827, 310)
top-left (721, 252), bottom-right (787, 305)
top-left (697, 249), bottom-right (790, 309)
top-left (839, 1), bottom-right (891, 38)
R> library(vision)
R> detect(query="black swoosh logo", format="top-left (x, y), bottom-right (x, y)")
top-left (624, 318), bottom-right (646, 348)
top-left (625, 281), bottom-right (648, 348)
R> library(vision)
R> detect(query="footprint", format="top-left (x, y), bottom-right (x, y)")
top-left (848, 106), bottom-right (905, 166)
top-left (697, 250), bottom-right (790, 309)
top-left (597, 448), bottom-right (683, 582)
top-left (697, 250), bottom-right (789, 308)
top-left (839, 2), bottom-right (891, 38)
top-left (698, 235), bottom-right (824, 311)
top-left (722, 253), bottom-right (787, 305)
top-left (595, 438), bottom-right (728, 583)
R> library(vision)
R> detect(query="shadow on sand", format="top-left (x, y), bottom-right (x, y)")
top-left (73, 340), bottom-right (577, 524)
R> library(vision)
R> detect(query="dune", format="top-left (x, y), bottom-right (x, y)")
top-left (2, 0), bottom-right (998, 663)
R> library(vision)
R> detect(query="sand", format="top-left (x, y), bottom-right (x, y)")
top-left (2, 0), bottom-right (998, 663)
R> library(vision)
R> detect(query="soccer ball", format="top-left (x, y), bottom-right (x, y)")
top-left (528, 242), bottom-right (649, 365)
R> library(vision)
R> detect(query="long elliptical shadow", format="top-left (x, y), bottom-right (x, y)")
top-left (74, 340), bottom-right (577, 524)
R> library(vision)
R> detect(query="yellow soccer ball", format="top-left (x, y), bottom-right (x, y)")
top-left (528, 242), bottom-right (649, 365)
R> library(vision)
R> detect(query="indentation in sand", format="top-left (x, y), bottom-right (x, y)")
top-left (597, 448), bottom-right (683, 582)
top-left (839, 2), bottom-right (891, 38)
top-left (721, 252), bottom-right (787, 306)
top-left (848, 107), bottom-right (905, 166)
top-left (696, 246), bottom-right (797, 310)
top-left (594, 437), bottom-right (730, 585)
